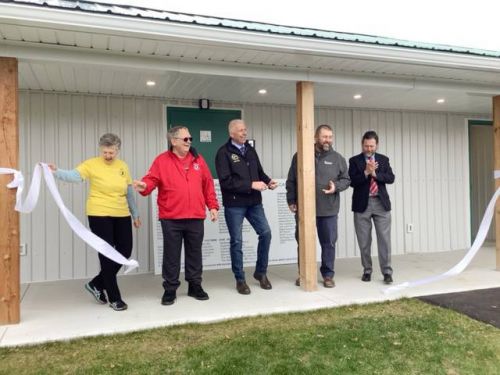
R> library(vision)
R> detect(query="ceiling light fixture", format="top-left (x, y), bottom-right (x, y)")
top-left (258, 89), bottom-right (267, 95)
top-left (353, 94), bottom-right (362, 100)
top-left (436, 98), bottom-right (445, 104)
top-left (146, 80), bottom-right (156, 87)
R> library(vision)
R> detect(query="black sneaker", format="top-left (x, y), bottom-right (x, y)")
top-left (161, 290), bottom-right (176, 305)
top-left (85, 282), bottom-right (107, 304)
top-left (109, 300), bottom-right (128, 311)
top-left (188, 284), bottom-right (209, 300)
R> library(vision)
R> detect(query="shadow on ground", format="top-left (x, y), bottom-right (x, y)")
top-left (418, 287), bottom-right (500, 328)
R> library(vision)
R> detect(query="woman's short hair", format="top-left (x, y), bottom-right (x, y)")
top-left (167, 126), bottom-right (188, 150)
top-left (99, 133), bottom-right (121, 149)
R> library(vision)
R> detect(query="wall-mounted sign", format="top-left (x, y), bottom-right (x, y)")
top-left (151, 179), bottom-right (321, 274)
top-left (200, 130), bottom-right (212, 143)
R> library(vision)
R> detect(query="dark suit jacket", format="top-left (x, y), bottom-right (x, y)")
top-left (348, 153), bottom-right (395, 212)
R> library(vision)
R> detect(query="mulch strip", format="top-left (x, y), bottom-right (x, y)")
top-left (417, 287), bottom-right (500, 328)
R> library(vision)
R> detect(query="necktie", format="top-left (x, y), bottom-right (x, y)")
top-left (369, 157), bottom-right (378, 196)
top-left (240, 145), bottom-right (246, 156)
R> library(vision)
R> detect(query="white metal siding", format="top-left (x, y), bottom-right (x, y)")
top-left (19, 92), bottom-right (479, 282)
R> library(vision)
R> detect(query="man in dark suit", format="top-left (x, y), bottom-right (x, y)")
top-left (348, 131), bottom-right (395, 284)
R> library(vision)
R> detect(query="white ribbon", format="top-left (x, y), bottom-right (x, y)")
top-left (384, 186), bottom-right (500, 294)
top-left (1, 164), bottom-right (139, 273)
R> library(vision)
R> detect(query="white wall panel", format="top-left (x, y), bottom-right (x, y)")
top-left (19, 91), bottom-right (480, 282)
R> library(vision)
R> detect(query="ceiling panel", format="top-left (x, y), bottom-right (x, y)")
top-left (123, 38), bottom-right (142, 54)
top-left (18, 25), bottom-right (39, 43)
top-left (108, 35), bottom-right (125, 52)
top-left (56, 30), bottom-right (77, 46)
top-left (90, 34), bottom-right (108, 50)
top-left (0, 24), bottom-right (22, 39)
top-left (139, 40), bottom-right (159, 55)
top-left (37, 28), bottom-right (58, 44)
top-left (74, 32), bottom-right (92, 49)
top-left (15, 61), bottom-right (494, 114)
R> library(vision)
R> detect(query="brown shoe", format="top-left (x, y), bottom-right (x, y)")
top-left (236, 281), bottom-right (251, 295)
top-left (323, 277), bottom-right (335, 288)
top-left (295, 277), bottom-right (300, 286)
top-left (253, 273), bottom-right (272, 290)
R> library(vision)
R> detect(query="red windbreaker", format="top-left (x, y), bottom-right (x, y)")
top-left (140, 150), bottom-right (219, 219)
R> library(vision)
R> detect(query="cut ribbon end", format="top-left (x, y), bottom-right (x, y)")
top-left (7, 171), bottom-right (24, 189)
top-left (124, 260), bottom-right (139, 274)
top-left (383, 282), bottom-right (410, 295)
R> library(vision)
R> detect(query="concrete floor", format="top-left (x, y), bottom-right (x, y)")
top-left (1, 245), bottom-right (499, 347)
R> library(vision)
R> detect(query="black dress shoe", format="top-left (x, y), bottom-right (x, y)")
top-left (188, 284), bottom-right (209, 300)
top-left (361, 273), bottom-right (371, 282)
top-left (161, 290), bottom-right (176, 305)
top-left (383, 274), bottom-right (393, 284)
top-left (253, 273), bottom-right (272, 290)
top-left (236, 281), bottom-right (251, 295)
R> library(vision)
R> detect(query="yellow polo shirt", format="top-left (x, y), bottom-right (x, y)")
top-left (76, 157), bottom-right (132, 217)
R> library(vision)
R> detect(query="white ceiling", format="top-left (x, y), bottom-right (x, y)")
top-left (16, 61), bottom-right (494, 113)
top-left (2, 8), bottom-right (500, 115)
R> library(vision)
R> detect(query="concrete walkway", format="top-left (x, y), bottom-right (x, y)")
top-left (1, 245), bottom-right (499, 347)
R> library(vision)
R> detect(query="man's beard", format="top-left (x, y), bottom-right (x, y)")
top-left (321, 142), bottom-right (331, 151)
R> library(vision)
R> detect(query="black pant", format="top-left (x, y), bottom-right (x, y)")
top-left (88, 216), bottom-right (133, 303)
top-left (160, 219), bottom-right (204, 292)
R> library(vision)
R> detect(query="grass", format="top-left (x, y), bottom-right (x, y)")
top-left (0, 299), bottom-right (499, 374)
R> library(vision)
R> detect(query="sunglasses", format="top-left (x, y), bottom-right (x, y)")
top-left (174, 137), bottom-right (193, 142)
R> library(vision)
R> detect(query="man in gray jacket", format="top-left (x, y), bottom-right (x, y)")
top-left (286, 124), bottom-right (350, 288)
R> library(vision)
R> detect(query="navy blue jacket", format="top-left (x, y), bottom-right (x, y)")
top-left (215, 139), bottom-right (271, 207)
top-left (348, 153), bottom-right (395, 212)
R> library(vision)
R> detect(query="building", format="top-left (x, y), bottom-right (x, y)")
top-left (0, 0), bottom-right (499, 324)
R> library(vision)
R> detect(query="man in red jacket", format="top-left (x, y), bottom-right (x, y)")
top-left (134, 126), bottom-right (219, 305)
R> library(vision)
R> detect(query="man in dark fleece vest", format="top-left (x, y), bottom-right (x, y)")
top-left (286, 124), bottom-right (350, 288)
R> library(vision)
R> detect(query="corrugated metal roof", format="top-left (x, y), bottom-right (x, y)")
top-left (2, 0), bottom-right (500, 58)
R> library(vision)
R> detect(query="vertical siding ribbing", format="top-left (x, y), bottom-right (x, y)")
top-left (19, 92), bottom-right (480, 282)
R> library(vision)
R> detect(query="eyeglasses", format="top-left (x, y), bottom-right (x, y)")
top-left (174, 137), bottom-right (193, 142)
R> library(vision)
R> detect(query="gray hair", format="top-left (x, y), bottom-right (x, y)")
top-left (99, 133), bottom-right (121, 149)
top-left (167, 126), bottom-right (188, 150)
top-left (228, 119), bottom-right (244, 133)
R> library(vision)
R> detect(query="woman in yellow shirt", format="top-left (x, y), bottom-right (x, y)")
top-left (49, 133), bottom-right (141, 311)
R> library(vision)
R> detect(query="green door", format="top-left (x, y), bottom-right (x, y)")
top-left (166, 107), bottom-right (242, 177)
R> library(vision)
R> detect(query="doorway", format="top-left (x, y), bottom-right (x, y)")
top-left (469, 120), bottom-right (495, 242)
top-left (166, 106), bottom-right (242, 176)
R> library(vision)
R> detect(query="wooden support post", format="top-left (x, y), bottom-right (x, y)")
top-left (493, 96), bottom-right (500, 270)
top-left (296, 81), bottom-right (317, 291)
top-left (0, 57), bottom-right (20, 324)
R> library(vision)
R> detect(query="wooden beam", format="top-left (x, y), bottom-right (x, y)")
top-left (493, 96), bottom-right (500, 270)
top-left (296, 81), bottom-right (317, 291)
top-left (0, 57), bottom-right (20, 324)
